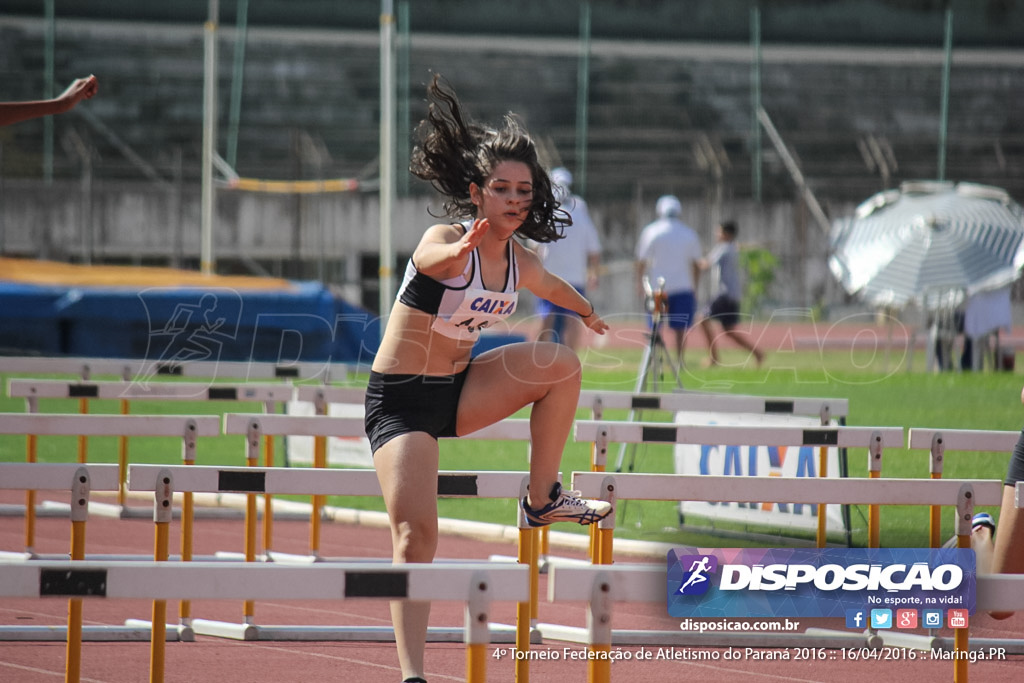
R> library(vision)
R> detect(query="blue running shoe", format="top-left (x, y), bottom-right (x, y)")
top-left (972, 512), bottom-right (995, 535)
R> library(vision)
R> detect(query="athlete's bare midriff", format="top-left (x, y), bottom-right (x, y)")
top-left (371, 302), bottom-right (476, 376)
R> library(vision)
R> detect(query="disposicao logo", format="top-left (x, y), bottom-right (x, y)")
top-left (666, 547), bottom-right (975, 619)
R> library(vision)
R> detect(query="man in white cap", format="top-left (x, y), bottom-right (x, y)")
top-left (533, 167), bottom-right (603, 350)
top-left (634, 195), bottom-right (702, 366)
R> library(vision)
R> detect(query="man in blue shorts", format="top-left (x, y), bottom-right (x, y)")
top-left (635, 195), bottom-right (702, 367)
top-left (534, 167), bottom-right (602, 350)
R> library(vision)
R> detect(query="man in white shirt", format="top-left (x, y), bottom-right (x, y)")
top-left (635, 195), bottom-right (702, 366)
top-left (534, 168), bottom-right (602, 350)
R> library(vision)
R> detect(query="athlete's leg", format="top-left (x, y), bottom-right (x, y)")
top-left (698, 316), bottom-right (720, 365)
top-left (373, 431), bottom-right (440, 679)
top-left (456, 341), bottom-right (581, 508)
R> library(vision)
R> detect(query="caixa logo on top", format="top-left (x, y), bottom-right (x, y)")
top-left (666, 547), bottom-right (975, 618)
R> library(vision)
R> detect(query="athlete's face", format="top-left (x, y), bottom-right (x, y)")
top-left (471, 161), bottom-right (533, 233)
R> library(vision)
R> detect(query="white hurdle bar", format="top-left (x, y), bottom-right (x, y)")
top-left (7, 378), bottom-right (296, 403)
top-left (0, 560), bottom-right (527, 683)
top-left (908, 428), bottom-right (1019, 548)
top-left (574, 420), bottom-right (899, 451)
top-left (126, 462), bottom-right (537, 653)
top-left (0, 462), bottom-right (120, 494)
top-left (288, 386), bottom-right (851, 420)
top-left (127, 464), bottom-right (530, 505)
top-left (571, 472), bottom-right (1005, 507)
top-left (578, 389), bottom-right (849, 420)
top-left (0, 355), bottom-right (353, 383)
top-left (292, 384), bottom-right (367, 408)
top-left (545, 564), bottom-right (1024, 683)
top-left (0, 412), bottom-right (221, 439)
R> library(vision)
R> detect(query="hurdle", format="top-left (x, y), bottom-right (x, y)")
top-left (907, 428), bottom-right (1019, 548)
top-left (574, 420), bottom-right (901, 562)
top-left (0, 462), bottom-right (163, 666)
top-left (577, 389), bottom-right (848, 421)
top-left (0, 559), bottom-right (527, 683)
top-left (284, 388), bottom-right (854, 556)
top-left (7, 378), bottom-right (295, 509)
top-left (0, 413), bottom-right (220, 555)
top-left (127, 462), bottom-right (534, 622)
top-left (545, 563), bottom-right (1024, 683)
top-left (0, 355), bottom-right (353, 383)
top-left (126, 459), bottom-right (544, 682)
top-left (285, 386), bottom-right (851, 420)
top-left (575, 390), bottom-right (852, 553)
top-left (546, 474), bottom-right (1003, 660)
top-left (0, 463), bottom-right (120, 562)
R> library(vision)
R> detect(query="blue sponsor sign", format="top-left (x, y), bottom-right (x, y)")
top-left (667, 547), bottom-right (975, 618)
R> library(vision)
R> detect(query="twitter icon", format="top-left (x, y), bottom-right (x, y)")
top-left (870, 609), bottom-right (893, 629)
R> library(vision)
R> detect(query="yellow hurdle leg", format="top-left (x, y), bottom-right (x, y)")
top-left (25, 433), bottom-right (37, 554)
top-left (466, 643), bottom-right (487, 683)
top-left (868, 470), bottom-right (881, 548)
top-left (117, 399), bottom-right (130, 506)
top-left (952, 532), bottom-right (970, 683)
top-left (929, 473), bottom-right (943, 548)
top-left (310, 435), bottom-right (327, 558)
top-left (588, 646), bottom-right (612, 683)
top-left (150, 473), bottom-right (173, 683)
top-left (179, 488), bottom-right (193, 624)
top-left (516, 526), bottom-right (535, 683)
top-left (263, 434), bottom-right (275, 553)
top-left (77, 398), bottom-right (88, 463)
top-left (150, 521), bottom-right (169, 683)
top-left (816, 445), bottom-right (827, 548)
top-left (244, 490), bottom-right (257, 621)
top-left (65, 519), bottom-right (86, 683)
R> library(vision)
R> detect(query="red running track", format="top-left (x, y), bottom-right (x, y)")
top-left (1, 490), bottom-right (1023, 683)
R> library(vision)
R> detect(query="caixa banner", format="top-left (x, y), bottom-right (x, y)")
top-left (673, 412), bottom-right (847, 536)
top-left (667, 547), bottom-right (975, 618)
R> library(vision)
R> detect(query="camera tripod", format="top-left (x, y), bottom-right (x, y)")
top-left (613, 276), bottom-right (685, 475)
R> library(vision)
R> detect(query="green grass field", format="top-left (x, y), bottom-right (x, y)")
top-left (1, 345), bottom-right (1019, 551)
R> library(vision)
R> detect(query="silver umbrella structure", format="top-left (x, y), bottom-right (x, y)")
top-left (829, 181), bottom-right (1024, 370)
top-left (829, 181), bottom-right (1024, 309)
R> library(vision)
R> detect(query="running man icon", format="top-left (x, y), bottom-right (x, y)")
top-left (678, 555), bottom-right (715, 595)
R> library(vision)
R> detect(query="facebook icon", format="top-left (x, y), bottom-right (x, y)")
top-left (845, 609), bottom-right (866, 629)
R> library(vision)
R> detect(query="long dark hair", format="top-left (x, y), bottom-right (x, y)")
top-left (409, 74), bottom-right (570, 243)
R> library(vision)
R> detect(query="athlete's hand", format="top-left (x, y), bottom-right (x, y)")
top-left (582, 309), bottom-right (609, 335)
top-left (56, 75), bottom-right (99, 112)
top-left (453, 218), bottom-right (489, 258)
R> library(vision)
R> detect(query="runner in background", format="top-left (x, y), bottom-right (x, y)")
top-left (533, 167), bottom-right (602, 350)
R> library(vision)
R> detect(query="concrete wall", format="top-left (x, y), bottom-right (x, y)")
top-left (0, 177), bottom-right (849, 317)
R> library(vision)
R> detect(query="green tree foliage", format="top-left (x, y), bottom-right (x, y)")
top-left (739, 246), bottom-right (778, 315)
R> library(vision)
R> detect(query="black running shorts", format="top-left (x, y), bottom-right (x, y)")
top-left (363, 369), bottom-right (469, 453)
top-left (1006, 428), bottom-right (1024, 487)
